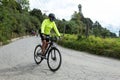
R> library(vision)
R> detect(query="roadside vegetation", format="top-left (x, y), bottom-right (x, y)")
top-left (0, 0), bottom-right (43, 44)
top-left (58, 34), bottom-right (120, 59)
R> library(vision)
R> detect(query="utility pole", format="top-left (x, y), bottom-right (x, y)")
top-left (78, 4), bottom-right (83, 36)
top-left (78, 4), bottom-right (89, 38)
top-left (78, 4), bottom-right (82, 13)
top-left (78, 4), bottom-right (83, 19)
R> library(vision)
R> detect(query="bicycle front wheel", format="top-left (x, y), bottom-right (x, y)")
top-left (34, 45), bottom-right (43, 65)
top-left (47, 47), bottom-right (62, 72)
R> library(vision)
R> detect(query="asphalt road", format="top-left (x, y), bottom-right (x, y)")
top-left (0, 36), bottom-right (120, 80)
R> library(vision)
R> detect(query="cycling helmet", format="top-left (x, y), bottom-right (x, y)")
top-left (48, 13), bottom-right (55, 21)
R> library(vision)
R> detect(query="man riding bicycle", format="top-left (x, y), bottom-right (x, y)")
top-left (40, 13), bottom-right (61, 57)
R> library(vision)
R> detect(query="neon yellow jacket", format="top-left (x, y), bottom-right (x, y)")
top-left (41, 19), bottom-right (60, 36)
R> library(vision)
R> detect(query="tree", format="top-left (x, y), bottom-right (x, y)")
top-left (92, 21), bottom-right (102, 37)
top-left (29, 8), bottom-right (44, 23)
top-left (71, 11), bottom-right (85, 35)
top-left (0, 0), bottom-right (41, 42)
top-left (101, 28), bottom-right (110, 38)
top-left (16, 0), bottom-right (29, 11)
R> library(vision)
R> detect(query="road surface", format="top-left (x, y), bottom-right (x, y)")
top-left (0, 36), bottom-right (120, 80)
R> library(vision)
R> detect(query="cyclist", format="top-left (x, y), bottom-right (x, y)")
top-left (40, 13), bottom-right (61, 57)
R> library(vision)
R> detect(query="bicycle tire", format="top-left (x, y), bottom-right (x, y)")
top-left (47, 47), bottom-right (62, 72)
top-left (34, 45), bottom-right (43, 65)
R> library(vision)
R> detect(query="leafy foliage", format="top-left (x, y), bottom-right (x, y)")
top-left (29, 8), bottom-right (44, 23)
top-left (58, 34), bottom-right (120, 59)
top-left (0, 0), bottom-right (40, 43)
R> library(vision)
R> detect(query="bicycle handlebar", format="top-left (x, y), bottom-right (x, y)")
top-left (50, 36), bottom-right (60, 42)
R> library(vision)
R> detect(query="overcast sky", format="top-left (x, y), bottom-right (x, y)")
top-left (29, 0), bottom-right (120, 35)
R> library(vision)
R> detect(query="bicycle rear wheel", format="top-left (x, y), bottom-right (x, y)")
top-left (34, 45), bottom-right (43, 64)
top-left (47, 47), bottom-right (62, 72)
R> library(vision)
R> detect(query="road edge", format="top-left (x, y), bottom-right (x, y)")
top-left (0, 35), bottom-right (30, 47)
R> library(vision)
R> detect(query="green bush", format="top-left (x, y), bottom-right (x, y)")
top-left (0, 34), bottom-right (9, 45)
top-left (58, 34), bottom-right (120, 59)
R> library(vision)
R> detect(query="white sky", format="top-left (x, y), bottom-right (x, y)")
top-left (29, 0), bottom-right (120, 35)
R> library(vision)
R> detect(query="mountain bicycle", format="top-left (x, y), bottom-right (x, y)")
top-left (34, 36), bottom-right (62, 72)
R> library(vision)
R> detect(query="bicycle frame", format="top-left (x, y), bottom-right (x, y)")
top-left (44, 41), bottom-right (55, 58)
